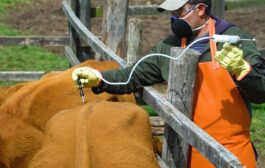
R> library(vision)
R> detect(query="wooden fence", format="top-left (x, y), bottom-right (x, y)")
top-left (61, 0), bottom-right (243, 167)
top-left (0, 0), bottom-right (253, 167)
top-left (0, 0), bottom-right (264, 81)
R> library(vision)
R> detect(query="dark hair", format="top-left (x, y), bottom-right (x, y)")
top-left (188, 0), bottom-right (211, 15)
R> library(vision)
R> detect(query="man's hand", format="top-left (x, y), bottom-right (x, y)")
top-left (72, 67), bottom-right (102, 88)
top-left (215, 43), bottom-right (251, 81)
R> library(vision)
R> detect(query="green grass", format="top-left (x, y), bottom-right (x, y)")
top-left (0, 81), bottom-right (22, 87)
top-left (0, 46), bottom-right (69, 87)
top-left (0, 0), bottom-right (29, 13)
top-left (251, 104), bottom-right (265, 157)
top-left (0, 0), bottom-right (69, 87)
top-left (141, 105), bottom-right (158, 116)
top-left (0, 46), bottom-right (69, 71)
top-left (0, 24), bottom-right (22, 36)
top-left (226, 0), bottom-right (265, 10)
top-left (0, 23), bottom-right (69, 73)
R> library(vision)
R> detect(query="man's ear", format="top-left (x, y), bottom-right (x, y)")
top-left (197, 4), bottom-right (207, 16)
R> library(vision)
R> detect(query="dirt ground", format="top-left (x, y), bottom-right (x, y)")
top-left (0, 0), bottom-right (265, 167)
top-left (1, 0), bottom-right (265, 55)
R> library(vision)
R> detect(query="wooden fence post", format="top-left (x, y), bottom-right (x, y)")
top-left (76, 0), bottom-right (94, 61)
top-left (68, 0), bottom-right (78, 55)
top-left (126, 17), bottom-right (145, 115)
top-left (101, 0), bottom-right (128, 59)
top-left (67, 0), bottom-right (93, 63)
top-left (78, 0), bottom-right (91, 30)
top-left (163, 47), bottom-right (200, 167)
top-left (212, 0), bottom-right (225, 19)
top-left (126, 18), bottom-right (143, 65)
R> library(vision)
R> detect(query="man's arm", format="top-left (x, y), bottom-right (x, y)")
top-left (230, 31), bottom-right (265, 103)
top-left (236, 50), bottom-right (265, 104)
top-left (215, 26), bottom-right (265, 104)
top-left (92, 53), bottom-right (164, 94)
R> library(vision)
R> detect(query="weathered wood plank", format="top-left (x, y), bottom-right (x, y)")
top-left (69, 0), bottom-right (78, 57)
top-left (62, 0), bottom-right (127, 67)
top-left (126, 18), bottom-right (143, 65)
top-left (143, 87), bottom-right (243, 168)
top-left (0, 36), bottom-right (68, 46)
top-left (150, 117), bottom-right (165, 136)
top-left (0, 71), bottom-right (45, 81)
top-left (157, 154), bottom-right (170, 168)
top-left (65, 45), bottom-right (80, 66)
top-left (90, 5), bottom-right (168, 17)
top-left (128, 5), bottom-right (167, 16)
top-left (259, 48), bottom-right (265, 56)
top-left (79, 0), bottom-right (91, 29)
top-left (76, 0), bottom-right (94, 61)
top-left (150, 116), bottom-right (165, 127)
top-left (151, 127), bottom-right (164, 136)
top-left (101, 0), bottom-right (128, 58)
top-left (126, 18), bottom-right (144, 102)
top-left (163, 48), bottom-right (200, 167)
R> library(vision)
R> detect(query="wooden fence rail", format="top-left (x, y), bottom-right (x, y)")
top-left (0, 1), bottom-right (256, 167)
top-left (0, 36), bottom-right (68, 46)
top-left (62, 0), bottom-right (127, 67)
top-left (142, 87), bottom-right (243, 168)
top-left (0, 71), bottom-right (45, 81)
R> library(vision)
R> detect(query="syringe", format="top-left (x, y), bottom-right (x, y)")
top-left (212, 35), bottom-right (256, 44)
top-left (77, 77), bottom-right (85, 104)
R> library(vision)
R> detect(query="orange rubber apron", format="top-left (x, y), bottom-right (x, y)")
top-left (181, 18), bottom-right (256, 168)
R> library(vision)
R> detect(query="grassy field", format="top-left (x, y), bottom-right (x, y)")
top-left (0, 0), bottom-right (30, 13)
top-left (0, 24), bottom-right (69, 87)
top-left (226, 0), bottom-right (265, 10)
top-left (0, 0), bottom-right (265, 164)
top-left (0, 1), bottom-right (69, 87)
top-left (251, 104), bottom-right (265, 157)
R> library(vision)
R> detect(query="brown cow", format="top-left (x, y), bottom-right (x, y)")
top-left (0, 61), bottom-right (138, 168)
top-left (28, 101), bottom-right (159, 168)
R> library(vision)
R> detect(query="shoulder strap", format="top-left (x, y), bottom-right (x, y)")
top-left (181, 18), bottom-right (219, 68)
top-left (208, 18), bottom-right (219, 69)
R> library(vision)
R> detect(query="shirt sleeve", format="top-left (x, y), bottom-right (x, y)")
top-left (235, 32), bottom-right (265, 104)
top-left (92, 42), bottom-right (166, 95)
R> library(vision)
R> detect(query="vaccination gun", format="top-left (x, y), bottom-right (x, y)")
top-left (212, 35), bottom-right (256, 44)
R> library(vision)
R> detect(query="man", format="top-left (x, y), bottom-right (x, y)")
top-left (72, 0), bottom-right (265, 167)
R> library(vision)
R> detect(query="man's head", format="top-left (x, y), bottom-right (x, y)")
top-left (158, 0), bottom-right (212, 16)
top-left (158, 0), bottom-right (212, 38)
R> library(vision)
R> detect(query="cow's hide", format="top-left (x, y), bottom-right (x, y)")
top-left (0, 60), bottom-right (136, 168)
top-left (28, 101), bottom-right (159, 168)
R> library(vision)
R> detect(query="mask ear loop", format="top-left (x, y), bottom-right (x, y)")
top-left (192, 19), bottom-right (210, 32)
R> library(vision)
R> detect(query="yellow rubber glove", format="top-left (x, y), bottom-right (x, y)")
top-left (72, 67), bottom-right (102, 88)
top-left (215, 43), bottom-right (251, 81)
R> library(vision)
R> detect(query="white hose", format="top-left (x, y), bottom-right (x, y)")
top-left (101, 36), bottom-right (211, 85)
